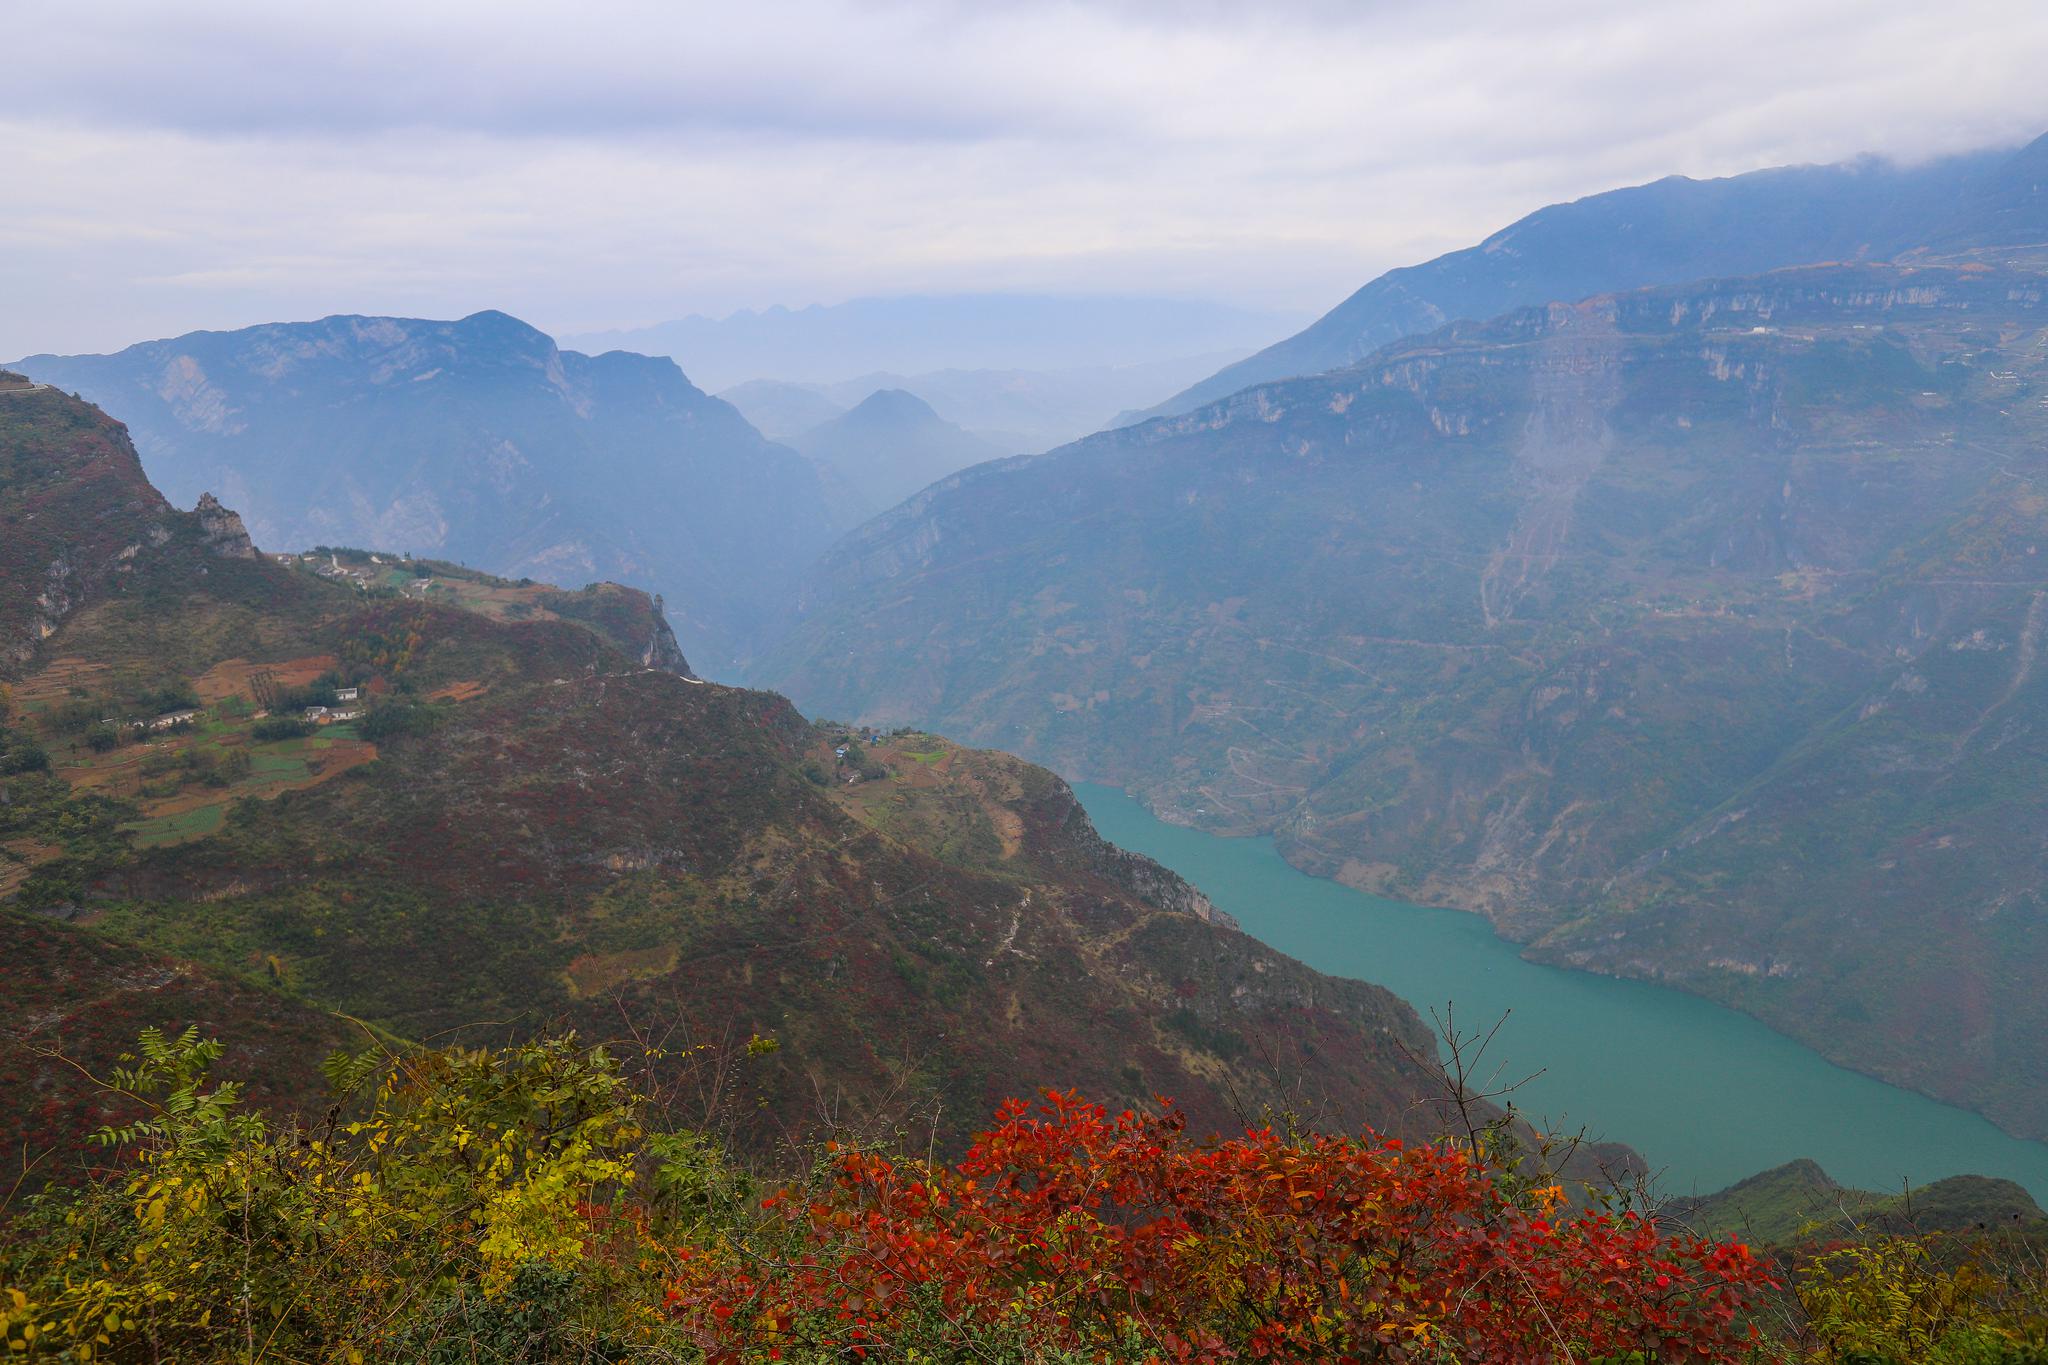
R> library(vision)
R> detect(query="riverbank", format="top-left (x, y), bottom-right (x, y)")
top-left (1075, 781), bottom-right (2048, 1203)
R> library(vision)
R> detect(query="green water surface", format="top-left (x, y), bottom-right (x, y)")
top-left (1075, 781), bottom-right (2048, 1202)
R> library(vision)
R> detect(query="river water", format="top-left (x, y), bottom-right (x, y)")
top-left (1075, 782), bottom-right (2048, 1202)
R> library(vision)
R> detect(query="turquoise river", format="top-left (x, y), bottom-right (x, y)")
top-left (1074, 782), bottom-right (2048, 1203)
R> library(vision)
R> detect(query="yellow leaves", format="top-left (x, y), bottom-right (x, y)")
top-left (0, 1288), bottom-right (39, 1357)
top-left (474, 1136), bottom-right (636, 1295)
top-left (1798, 1236), bottom-right (2001, 1361)
top-left (10, 1029), bottom-right (654, 1358)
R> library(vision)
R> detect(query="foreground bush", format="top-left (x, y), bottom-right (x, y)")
top-left (52, 1027), bottom-right (2048, 1362)
top-left (1792, 1235), bottom-right (2048, 1364)
top-left (0, 1028), bottom-right (652, 1362)
top-left (668, 1092), bottom-right (1771, 1362)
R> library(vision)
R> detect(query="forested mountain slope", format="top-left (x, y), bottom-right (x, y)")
top-left (0, 381), bottom-right (1463, 1177)
top-left (757, 263), bottom-right (2048, 1138)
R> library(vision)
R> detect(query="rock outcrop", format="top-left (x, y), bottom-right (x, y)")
top-left (194, 492), bottom-right (258, 559)
top-left (644, 595), bottom-right (694, 677)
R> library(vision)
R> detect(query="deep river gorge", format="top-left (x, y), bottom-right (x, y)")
top-left (1074, 782), bottom-right (2048, 1203)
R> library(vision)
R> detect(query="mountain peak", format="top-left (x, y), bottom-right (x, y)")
top-left (848, 387), bottom-right (941, 422)
top-left (193, 490), bottom-right (259, 559)
top-left (455, 308), bottom-right (550, 339)
top-left (437, 308), bottom-right (561, 363)
top-left (793, 385), bottom-right (1002, 510)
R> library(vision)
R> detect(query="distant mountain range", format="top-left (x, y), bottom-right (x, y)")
top-left (719, 379), bottom-right (852, 441)
top-left (755, 257), bottom-right (2048, 1142)
top-left (12, 311), bottom-right (844, 677)
top-left (1140, 133), bottom-right (2048, 420)
top-left (724, 352), bottom-right (1244, 454)
top-left (787, 389), bottom-right (1003, 515)
top-left (565, 293), bottom-right (1301, 392)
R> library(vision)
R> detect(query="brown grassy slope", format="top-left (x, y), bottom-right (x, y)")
top-left (66, 672), bottom-right (1450, 1153)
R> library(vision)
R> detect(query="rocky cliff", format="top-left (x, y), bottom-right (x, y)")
top-left (193, 491), bottom-right (258, 559)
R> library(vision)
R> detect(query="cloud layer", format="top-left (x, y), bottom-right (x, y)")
top-left (6, 0), bottom-right (2047, 357)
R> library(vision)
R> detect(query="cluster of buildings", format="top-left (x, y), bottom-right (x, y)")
top-left (303, 687), bottom-right (364, 724)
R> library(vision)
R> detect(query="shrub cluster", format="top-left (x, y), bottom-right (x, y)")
top-left (136, 745), bottom-right (250, 794)
top-left (249, 715), bottom-right (314, 743)
top-left (2, 1030), bottom-right (2042, 1363)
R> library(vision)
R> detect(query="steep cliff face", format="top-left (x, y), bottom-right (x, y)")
top-left (0, 385), bottom-right (278, 668)
top-left (642, 595), bottom-right (694, 675)
top-left (12, 312), bottom-right (845, 676)
top-left (533, 581), bottom-right (696, 679)
top-left (757, 263), bottom-right (2048, 1138)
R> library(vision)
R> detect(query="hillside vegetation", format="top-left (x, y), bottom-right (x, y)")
top-left (757, 262), bottom-right (2048, 1139)
top-left (1671, 1159), bottom-right (2045, 1249)
top-left (7, 306), bottom-right (2048, 1365)
top-left (0, 382), bottom-right (1474, 1193)
top-left (11, 1025), bottom-right (2048, 1362)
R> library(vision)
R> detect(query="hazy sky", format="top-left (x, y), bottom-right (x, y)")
top-left (6, 0), bottom-right (2047, 358)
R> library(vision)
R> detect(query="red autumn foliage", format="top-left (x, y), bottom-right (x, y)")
top-left (667, 1091), bottom-right (1773, 1363)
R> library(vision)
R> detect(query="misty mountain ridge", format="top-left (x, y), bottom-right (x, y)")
top-left (718, 378), bottom-right (851, 440)
top-left (789, 387), bottom-right (1004, 515)
top-left (1142, 131), bottom-right (2048, 420)
top-left (12, 310), bottom-right (845, 678)
top-left (724, 350), bottom-right (1243, 453)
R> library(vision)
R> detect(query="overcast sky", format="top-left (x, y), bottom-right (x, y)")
top-left (6, 0), bottom-right (2047, 358)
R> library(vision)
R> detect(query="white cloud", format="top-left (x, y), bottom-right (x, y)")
top-left (4, 0), bottom-right (2046, 357)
